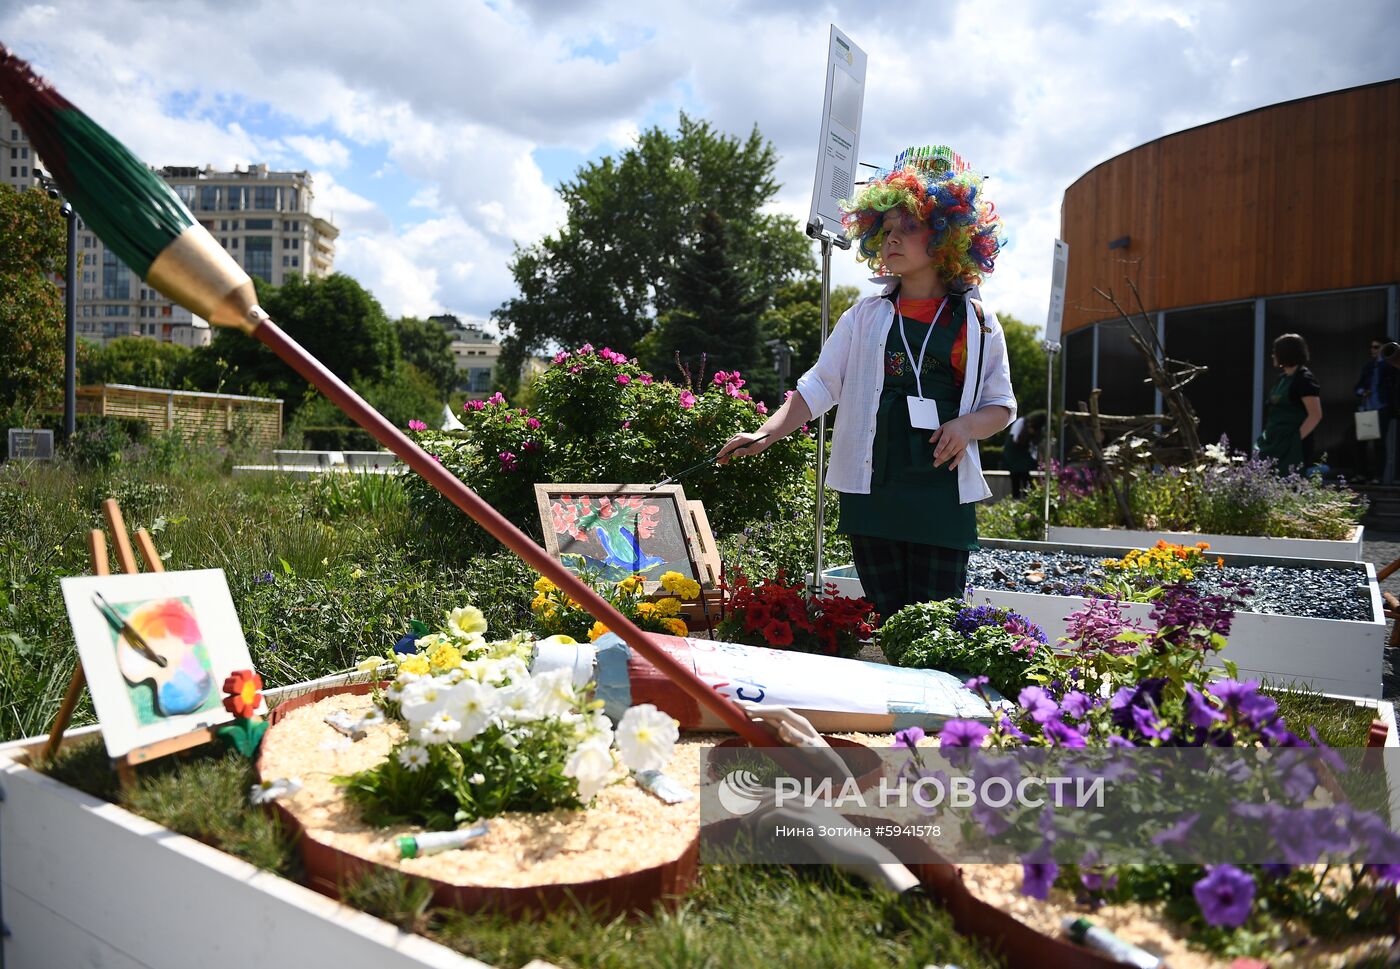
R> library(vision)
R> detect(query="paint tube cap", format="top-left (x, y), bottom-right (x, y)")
top-left (397, 835), bottom-right (418, 859)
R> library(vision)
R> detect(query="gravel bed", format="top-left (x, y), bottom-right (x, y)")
top-left (967, 548), bottom-right (1376, 622)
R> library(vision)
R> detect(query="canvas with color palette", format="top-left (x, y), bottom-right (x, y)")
top-left (60, 568), bottom-right (260, 757)
top-left (535, 484), bottom-right (701, 589)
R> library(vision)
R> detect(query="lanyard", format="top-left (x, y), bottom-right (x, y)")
top-left (896, 295), bottom-right (948, 400)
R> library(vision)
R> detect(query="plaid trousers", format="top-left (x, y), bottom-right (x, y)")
top-left (848, 534), bottom-right (970, 626)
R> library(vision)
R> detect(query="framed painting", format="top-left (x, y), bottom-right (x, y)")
top-left (535, 484), bottom-right (704, 591)
top-left (59, 568), bottom-right (261, 758)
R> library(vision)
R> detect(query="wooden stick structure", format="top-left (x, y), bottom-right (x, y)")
top-left (41, 499), bottom-right (218, 785)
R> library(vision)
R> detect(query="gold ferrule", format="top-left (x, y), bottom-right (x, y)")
top-left (146, 224), bottom-right (266, 334)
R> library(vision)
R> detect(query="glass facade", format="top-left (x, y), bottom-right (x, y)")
top-left (1095, 320), bottom-right (1156, 418)
top-left (101, 249), bottom-right (130, 300)
top-left (1164, 302), bottom-right (1255, 450)
top-left (244, 236), bottom-right (273, 282)
top-left (1063, 328), bottom-right (1093, 415)
top-left (254, 186), bottom-right (277, 210)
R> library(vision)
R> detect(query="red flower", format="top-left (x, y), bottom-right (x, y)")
top-left (762, 619), bottom-right (794, 647)
top-left (222, 669), bottom-right (264, 719)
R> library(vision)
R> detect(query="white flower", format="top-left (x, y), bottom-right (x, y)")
top-left (487, 655), bottom-right (530, 687)
top-left (495, 682), bottom-right (542, 723)
top-left (469, 772), bottom-right (485, 785)
top-left (250, 777), bottom-right (302, 805)
top-left (564, 741), bottom-right (615, 802)
top-left (396, 745), bottom-right (429, 771)
top-left (400, 679), bottom-right (450, 724)
top-left (420, 710), bottom-right (461, 745)
top-left (579, 710), bottom-right (614, 747)
top-left (532, 667), bottom-right (578, 718)
top-left (499, 732), bottom-right (520, 750)
top-left (447, 679), bottom-right (499, 741)
top-left (357, 707), bottom-right (386, 729)
top-left (615, 704), bottom-right (678, 773)
top-left (447, 605), bottom-right (488, 639)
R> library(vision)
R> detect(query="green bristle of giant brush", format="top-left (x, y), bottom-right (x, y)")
top-left (0, 44), bottom-right (194, 278)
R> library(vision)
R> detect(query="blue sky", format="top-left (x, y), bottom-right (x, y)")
top-left (3, 0), bottom-right (1398, 334)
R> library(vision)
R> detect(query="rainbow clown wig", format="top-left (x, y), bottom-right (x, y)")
top-left (841, 147), bottom-right (1005, 288)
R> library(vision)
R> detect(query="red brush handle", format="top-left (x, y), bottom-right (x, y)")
top-left (255, 320), bottom-right (775, 747)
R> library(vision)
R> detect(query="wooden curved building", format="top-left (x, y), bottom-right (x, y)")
top-left (1059, 79), bottom-right (1399, 470)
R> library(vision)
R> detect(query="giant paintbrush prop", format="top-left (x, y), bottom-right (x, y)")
top-left (0, 45), bottom-right (774, 747)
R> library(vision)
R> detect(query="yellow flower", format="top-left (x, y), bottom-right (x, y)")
top-left (654, 597), bottom-right (682, 617)
top-left (356, 656), bottom-right (384, 673)
top-left (618, 575), bottom-right (644, 594)
top-left (398, 655), bottom-right (430, 676)
top-left (661, 617), bottom-right (689, 636)
top-left (587, 621), bottom-right (610, 642)
top-left (636, 602), bottom-right (657, 618)
top-left (534, 576), bottom-right (557, 594)
top-left (447, 605), bottom-right (488, 638)
top-left (659, 571), bottom-right (700, 599)
top-left (427, 642), bottom-right (463, 673)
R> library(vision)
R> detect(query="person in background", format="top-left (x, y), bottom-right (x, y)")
top-left (1002, 411), bottom-right (1044, 498)
top-left (716, 146), bottom-right (1016, 624)
top-left (1255, 333), bottom-right (1322, 475)
top-left (1353, 335), bottom-right (1396, 483)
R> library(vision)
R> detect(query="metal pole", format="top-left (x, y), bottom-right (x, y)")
top-left (812, 235), bottom-right (831, 595)
top-left (63, 204), bottom-right (77, 440)
top-left (1041, 339), bottom-right (1060, 541)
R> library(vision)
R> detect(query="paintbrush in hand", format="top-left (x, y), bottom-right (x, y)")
top-left (0, 45), bottom-right (775, 747)
top-left (651, 433), bottom-right (770, 489)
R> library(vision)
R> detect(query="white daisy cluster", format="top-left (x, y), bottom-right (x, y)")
top-left (373, 606), bottom-right (679, 804)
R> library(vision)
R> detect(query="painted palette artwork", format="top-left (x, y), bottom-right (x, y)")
top-left (535, 484), bottom-right (702, 590)
top-left (60, 568), bottom-right (259, 757)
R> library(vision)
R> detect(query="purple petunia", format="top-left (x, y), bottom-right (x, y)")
top-left (937, 719), bottom-right (989, 749)
top-left (1193, 865), bottom-right (1256, 928)
top-left (1018, 686), bottom-right (1060, 724)
top-left (1060, 690), bottom-right (1093, 719)
top-left (963, 675), bottom-right (990, 694)
top-left (1020, 849), bottom-right (1060, 900)
top-left (893, 726), bottom-right (926, 749)
top-left (1183, 684), bottom-right (1225, 729)
top-left (1041, 716), bottom-right (1088, 748)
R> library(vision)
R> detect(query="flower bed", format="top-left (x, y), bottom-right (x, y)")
top-left (1045, 525), bottom-right (1364, 563)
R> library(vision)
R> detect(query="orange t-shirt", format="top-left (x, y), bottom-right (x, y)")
top-left (896, 296), bottom-right (967, 385)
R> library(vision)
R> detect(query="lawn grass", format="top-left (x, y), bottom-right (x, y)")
top-left (1268, 686), bottom-right (1383, 748)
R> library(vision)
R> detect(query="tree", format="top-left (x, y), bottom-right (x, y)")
top-left (640, 210), bottom-right (765, 386)
top-left (395, 316), bottom-right (457, 401)
top-left (185, 273), bottom-right (398, 416)
top-left (0, 185), bottom-right (65, 419)
top-left (493, 113), bottom-right (813, 390)
top-left (82, 336), bottom-right (193, 389)
top-left (759, 277), bottom-right (861, 390)
top-left (997, 312), bottom-right (1049, 419)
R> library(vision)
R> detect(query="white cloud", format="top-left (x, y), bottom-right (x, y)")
top-left (2, 0), bottom-right (1396, 332)
top-left (284, 135), bottom-right (351, 169)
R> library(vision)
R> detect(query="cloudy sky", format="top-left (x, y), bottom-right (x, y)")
top-left (3, 1), bottom-right (1397, 334)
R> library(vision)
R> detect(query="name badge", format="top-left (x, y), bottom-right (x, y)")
top-left (907, 396), bottom-right (941, 430)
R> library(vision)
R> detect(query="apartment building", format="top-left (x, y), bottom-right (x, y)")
top-left (430, 314), bottom-right (500, 396)
top-left (0, 102), bottom-right (38, 191)
top-left (76, 164), bottom-right (339, 346)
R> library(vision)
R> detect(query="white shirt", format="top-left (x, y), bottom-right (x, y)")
top-left (795, 280), bottom-right (1018, 504)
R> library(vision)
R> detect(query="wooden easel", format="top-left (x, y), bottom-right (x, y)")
top-left (41, 498), bottom-right (217, 786)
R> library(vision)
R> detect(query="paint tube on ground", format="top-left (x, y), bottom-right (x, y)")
top-left (532, 633), bottom-right (999, 734)
top-left (1063, 917), bottom-right (1165, 969)
top-left (324, 710), bottom-right (367, 741)
top-left (633, 769), bottom-right (695, 803)
top-left (398, 822), bottom-right (490, 859)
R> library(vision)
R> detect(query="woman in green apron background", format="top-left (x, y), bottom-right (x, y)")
top-left (1255, 332), bottom-right (1322, 475)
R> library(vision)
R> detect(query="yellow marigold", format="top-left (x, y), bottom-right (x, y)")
top-left (618, 575), bottom-right (644, 594)
top-left (636, 601), bottom-right (657, 618)
top-left (653, 597), bottom-right (682, 617)
top-left (661, 617), bottom-right (689, 636)
top-left (1216, 557), bottom-right (1225, 569)
top-left (398, 655), bottom-right (430, 676)
top-left (427, 642), bottom-right (463, 673)
top-left (534, 576), bottom-right (556, 594)
top-left (587, 621), bottom-right (610, 642)
top-left (530, 594), bottom-right (548, 611)
top-left (659, 571), bottom-right (702, 600)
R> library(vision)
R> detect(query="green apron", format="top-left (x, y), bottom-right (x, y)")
top-left (1255, 371), bottom-right (1306, 473)
top-left (838, 303), bottom-right (978, 551)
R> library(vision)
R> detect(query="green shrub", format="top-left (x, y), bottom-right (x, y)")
top-left (406, 346), bottom-right (815, 557)
top-left (878, 599), bottom-right (1046, 697)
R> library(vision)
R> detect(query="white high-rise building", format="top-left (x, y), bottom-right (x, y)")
top-left (76, 164), bottom-right (339, 346)
top-left (0, 102), bottom-right (38, 191)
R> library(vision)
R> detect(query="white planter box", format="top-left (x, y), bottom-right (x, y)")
top-left (1046, 525), bottom-right (1365, 562)
top-left (821, 541), bottom-right (1387, 698)
top-left (0, 672), bottom-right (539, 969)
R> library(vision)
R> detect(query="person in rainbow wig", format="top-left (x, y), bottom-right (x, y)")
top-left (718, 146), bottom-right (1017, 622)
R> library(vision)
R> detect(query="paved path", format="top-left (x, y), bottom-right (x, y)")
top-left (1363, 531), bottom-right (1400, 702)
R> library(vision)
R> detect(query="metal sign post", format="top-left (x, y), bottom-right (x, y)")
top-left (1042, 240), bottom-right (1070, 541)
top-left (804, 25), bottom-right (866, 595)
